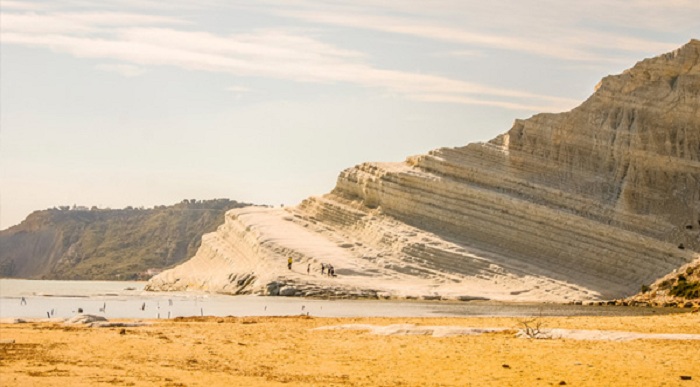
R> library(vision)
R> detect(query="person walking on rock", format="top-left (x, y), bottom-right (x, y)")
top-left (287, 257), bottom-right (293, 270)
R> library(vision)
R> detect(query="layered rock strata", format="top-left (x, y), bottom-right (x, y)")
top-left (147, 40), bottom-right (700, 302)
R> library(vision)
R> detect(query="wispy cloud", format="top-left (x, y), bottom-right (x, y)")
top-left (433, 50), bottom-right (485, 59)
top-left (226, 86), bottom-right (252, 93)
top-left (1, 6), bottom-right (577, 112)
top-left (95, 63), bottom-right (146, 77)
top-left (1, 11), bottom-right (187, 35)
top-left (1, 1), bottom-right (43, 10)
top-left (256, 0), bottom-right (696, 68)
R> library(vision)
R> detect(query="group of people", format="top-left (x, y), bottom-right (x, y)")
top-left (286, 257), bottom-right (336, 277)
top-left (320, 263), bottom-right (336, 277)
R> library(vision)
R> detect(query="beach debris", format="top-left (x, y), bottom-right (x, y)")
top-left (502, 364), bottom-right (510, 369)
top-left (518, 316), bottom-right (551, 339)
top-left (0, 339), bottom-right (16, 344)
top-left (559, 381), bottom-right (567, 385)
top-left (119, 328), bottom-right (126, 335)
top-left (681, 376), bottom-right (693, 381)
top-left (64, 314), bottom-right (147, 328)
top-left (65, 314), bottom-right (108, 325)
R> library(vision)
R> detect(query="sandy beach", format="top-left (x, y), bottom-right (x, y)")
top-left (1, 313), bottom-right (699, 386)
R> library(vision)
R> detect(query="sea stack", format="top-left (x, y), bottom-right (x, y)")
top-left (147, 40), bottom-right (700, 302)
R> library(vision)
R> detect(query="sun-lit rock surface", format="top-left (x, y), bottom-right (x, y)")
top-left (147, 40), bottom-right (700, 302)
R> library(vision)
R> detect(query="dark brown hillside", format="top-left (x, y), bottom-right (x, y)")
top-left (0, 199), bottom-right (253, 280)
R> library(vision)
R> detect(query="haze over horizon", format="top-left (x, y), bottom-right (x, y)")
top-left (1, 0), bottom-right (698, 230)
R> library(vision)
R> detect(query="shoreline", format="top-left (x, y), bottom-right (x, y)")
top-left (3, 279), bottom-right (697, 323)
top-left (4, 278), bottom-right (697, 307)
top-left (3, 294), bottom-right (693, 320)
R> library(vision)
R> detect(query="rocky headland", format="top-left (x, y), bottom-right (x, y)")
top-left (147, 40), bottom-right (700, 303)
top-left (0, 199), bottom-right (251, 280)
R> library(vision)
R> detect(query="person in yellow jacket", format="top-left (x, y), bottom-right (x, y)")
top-left (287, 257), bottom-right (293, 270)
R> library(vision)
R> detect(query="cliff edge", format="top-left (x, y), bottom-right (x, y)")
top-left (147, 40), bottom-right (700, 302)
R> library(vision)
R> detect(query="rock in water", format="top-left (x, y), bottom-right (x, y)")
top-left (147, 40), bottom-right (700, 302)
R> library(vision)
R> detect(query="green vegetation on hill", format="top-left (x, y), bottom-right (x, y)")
top-left (665, 266), bottom-right (700, 300)
top-left (0, 199), bottom-right (254, 280)
top-left (633, 261), bottom-right (700, 305)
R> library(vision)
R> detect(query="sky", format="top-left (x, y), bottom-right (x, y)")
top-left (1, 0), bottom-right (698, 229)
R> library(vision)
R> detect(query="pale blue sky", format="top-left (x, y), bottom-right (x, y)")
top-left (1, 0), bottom-right (698, 229)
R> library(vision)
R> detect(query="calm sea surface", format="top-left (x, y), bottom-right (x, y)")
top-left (0, 279), bottom-right (684, 319)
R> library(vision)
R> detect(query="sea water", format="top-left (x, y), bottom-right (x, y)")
top-left (0, 279), bottom-right (683, 319)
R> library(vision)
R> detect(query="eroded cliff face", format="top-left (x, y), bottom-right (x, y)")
top-left (147, 40), bottom-right (700, 302)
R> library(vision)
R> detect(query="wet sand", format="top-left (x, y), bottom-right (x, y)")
top-left (1, 314), bottom-right (699, 386)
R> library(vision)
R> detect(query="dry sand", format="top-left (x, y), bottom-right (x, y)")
top-left (1, 313), bottom-right (699, 386)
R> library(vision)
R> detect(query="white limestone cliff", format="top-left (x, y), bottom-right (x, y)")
top-left (146, 40), bottom-right (700, 302)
